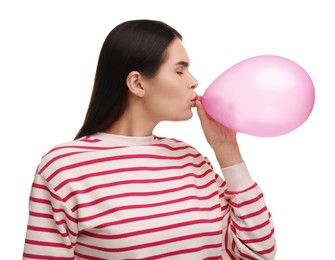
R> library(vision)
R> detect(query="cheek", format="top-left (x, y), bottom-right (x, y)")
top-left (161, 91), bottom-right (185, 110)
top-left (152, 81), bottom-right (181, 104)
top-left (150, 94), bottom-right (184, 118)
top-left (146, 77), bottom-right (189, 116)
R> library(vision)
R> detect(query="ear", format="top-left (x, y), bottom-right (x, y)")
top-left (126, 71), bottom-right (145, 98)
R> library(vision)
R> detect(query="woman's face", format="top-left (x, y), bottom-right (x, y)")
top-left (142, 38), bottom-right (198, 122)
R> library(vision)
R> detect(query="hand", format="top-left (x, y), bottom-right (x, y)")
top-left (196, 98), bottom-right (243, 168)
top-left (196, 99), bottom-right (237, 147)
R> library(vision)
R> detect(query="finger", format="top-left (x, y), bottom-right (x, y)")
top-left (195, 100), bottom-right (206, 122)
top-left (195, 99), bottom-right (206, 116)
top-left (196, 99), bottom-right (215, 122)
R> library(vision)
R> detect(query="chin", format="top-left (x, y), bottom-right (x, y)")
top-left (185, 112), bottom-right (194, 120)
top-left (177, 111), bottom-right (194, 121)
top-left (165, 109), bottom-right (193, 122)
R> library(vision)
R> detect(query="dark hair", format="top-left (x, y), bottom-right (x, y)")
top-left (75, 19), bottom-right (182, 139)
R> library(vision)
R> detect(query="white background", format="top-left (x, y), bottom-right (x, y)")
top-left (1, 0), bottom-right (334, 259)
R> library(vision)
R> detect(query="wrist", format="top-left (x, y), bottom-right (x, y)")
top-left (213, 144), bottom-right (244, 168)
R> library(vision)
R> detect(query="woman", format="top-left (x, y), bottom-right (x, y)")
top-left (23, 19), bottom-right (276, 259)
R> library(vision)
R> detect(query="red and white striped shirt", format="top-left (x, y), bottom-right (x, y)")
top-left (23, 132), bottom-right (276, 259)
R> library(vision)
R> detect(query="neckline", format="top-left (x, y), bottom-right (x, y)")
top-left (91, 132), bottom-right (157, 146)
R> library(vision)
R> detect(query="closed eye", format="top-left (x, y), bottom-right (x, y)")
top-left (175, 60), bottom-right (189, 75)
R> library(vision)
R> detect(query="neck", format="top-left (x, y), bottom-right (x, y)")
top-left (104, 98), bottom-right (158, 137)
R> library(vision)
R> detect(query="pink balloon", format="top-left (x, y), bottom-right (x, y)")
top-left (201, 55), bottom-right (315, 137)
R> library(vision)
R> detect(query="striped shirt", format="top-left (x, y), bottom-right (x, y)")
top-left (23, 132), bottom-right (276, 259)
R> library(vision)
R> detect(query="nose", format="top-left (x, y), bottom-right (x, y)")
top-left (188, 73), bottom-right (198, 89)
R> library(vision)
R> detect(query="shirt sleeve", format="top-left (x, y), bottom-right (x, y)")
top-left (218, 162), bottom-right (277, 259)
top-left (23, 174), bottom-right (78, 259)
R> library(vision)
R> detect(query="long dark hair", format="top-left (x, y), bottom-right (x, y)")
top-left (75, 19), bottom-right (182, 139)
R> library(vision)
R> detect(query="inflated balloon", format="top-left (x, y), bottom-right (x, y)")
top-left (201, 55), bottom-right (315, 137)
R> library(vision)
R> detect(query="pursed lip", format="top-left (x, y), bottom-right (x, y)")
top-left (191, 94), bottom-right (198, 102)
top-left (190, 94), bottom-right (198, 107)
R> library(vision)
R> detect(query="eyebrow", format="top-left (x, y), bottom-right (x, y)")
top-left (175, 61), bottom-right (189, 67)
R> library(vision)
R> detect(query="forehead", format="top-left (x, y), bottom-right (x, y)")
top-left (163, 38), bottom-right (190, 65)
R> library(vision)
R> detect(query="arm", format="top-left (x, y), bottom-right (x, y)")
top-left (196, 100), bottom-right (276, 259)
top-left (23, 174), bottom-right (77, 259)
top-left (219, 163), bottom-right (276, 259)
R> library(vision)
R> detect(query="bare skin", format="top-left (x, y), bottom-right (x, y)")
top-left (105, 37), bottom-right (243, 168)
top-left (196, 99), bottom-right (244, 168)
